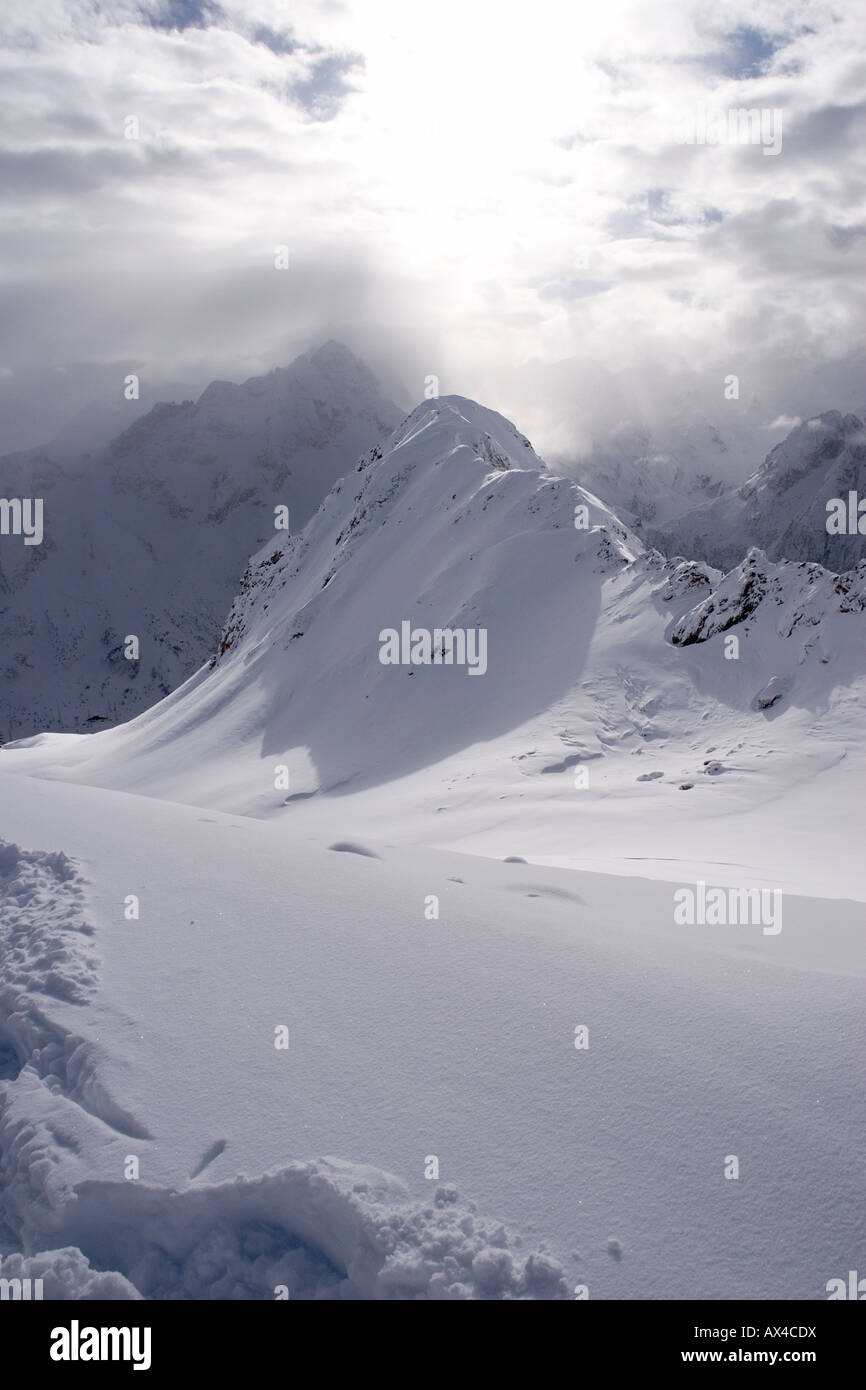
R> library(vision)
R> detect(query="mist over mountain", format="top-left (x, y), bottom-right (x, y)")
top-left (0, 342), bottom-right (400, 740)
top-left (564, 407), bottom-right (755, 532)
top-left (650, 409), bottom-right (866, 570)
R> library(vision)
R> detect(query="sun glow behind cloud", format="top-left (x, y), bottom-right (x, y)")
top-left (0, 0), bottom-right (865, 455)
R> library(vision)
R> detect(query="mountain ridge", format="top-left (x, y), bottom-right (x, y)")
top-left (7, 391), bottom-right (865, 903)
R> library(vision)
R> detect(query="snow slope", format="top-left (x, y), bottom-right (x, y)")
top-left (1, 773), bottom-right (863, 1300)
top-left (7, 396), bottom-right (866, 898)
top-left (1, 392), bottom-right (864, 1299)
top-left (0, 342), bottom-right (400, 740)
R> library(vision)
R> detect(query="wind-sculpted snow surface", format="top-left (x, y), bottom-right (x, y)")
top-left (0, 779), bottom-right (863, 1302)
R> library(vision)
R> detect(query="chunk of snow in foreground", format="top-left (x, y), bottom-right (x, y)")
top-left (0, 1248), bottom-right (141, 1301)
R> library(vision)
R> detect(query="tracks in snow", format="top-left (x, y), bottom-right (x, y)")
top-left (0, 838), bottom-right (571, 1299)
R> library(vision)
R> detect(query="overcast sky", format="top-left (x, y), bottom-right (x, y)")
top-left (1, 0), bottom-right (865, 458)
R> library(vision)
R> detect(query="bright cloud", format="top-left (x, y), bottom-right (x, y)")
top-left (0, 0), bottom-right (864, 458)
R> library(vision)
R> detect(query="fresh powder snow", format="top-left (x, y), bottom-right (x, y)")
top-left (1, 394), bottom-right (864, 1300)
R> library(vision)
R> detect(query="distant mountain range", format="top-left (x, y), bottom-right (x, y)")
top-left (1, 341), bottom-right (863, 747)
top-left (0, 343), bottom-right (401, 739)
top-left (648, 410), bottom-right (866, 570)
top-left (13, 395), bottom-right (865, 834)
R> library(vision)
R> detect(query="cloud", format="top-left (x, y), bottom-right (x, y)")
top-left (0, 0), bottom-right (864, 459)
top-left (143, 0), bottom-right (224, 32)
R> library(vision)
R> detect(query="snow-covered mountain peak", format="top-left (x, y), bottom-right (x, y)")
top-left (12, 394), bottom-right (641, 798)
top-left (111, 340), bottom-right (391, 452)
top-left (387, 394), bottom-right (544, 475)
top-left (6, 389), bottom-right (866, 917)
top-left (306, 338), bottom-right (371, 373)
top-left (654, 408), bottom-right (866, 570)
top-left (0, 344), bottom-right (402, 739)
top-left (743, 409), bottom-right (865, 492)
top-left (211, 395), bottom-right (641, 670)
